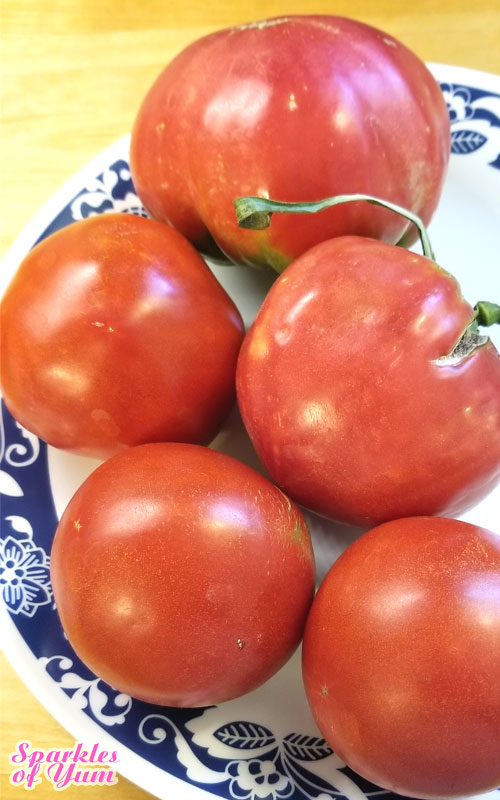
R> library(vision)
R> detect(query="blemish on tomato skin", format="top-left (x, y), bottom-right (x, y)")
top-left (90, 409), bottom-right (120, 438)
top-left (73, 519), bottom-right (82, 531)
top-left (433, 325), bottom-right (489, 367)
top-left (237, 638), bottom-right (245, 650)
top-left (291, 522), bottom-right (304, 545)
top-left (247, 327), bottom-right (270, 360)
top-left (232, 17), bottom-right (293, 32)
top-left (91, 321), bottom-right (115, 333)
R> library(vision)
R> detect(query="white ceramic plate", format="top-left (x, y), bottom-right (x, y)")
top-left (1, 64), bottom-right (500, 800)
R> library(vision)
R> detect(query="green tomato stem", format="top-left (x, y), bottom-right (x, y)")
top-left (233, 193), bottom-right (436, 261)
top-left (474, 300), bottom-right (500, 328)
top-left (233, 194), bottom-right (500, 334)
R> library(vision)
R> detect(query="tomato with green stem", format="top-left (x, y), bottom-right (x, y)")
top-left (130, 15), bottom-right (450, 271)
top-left (235, 194), bottom-right (500, 526)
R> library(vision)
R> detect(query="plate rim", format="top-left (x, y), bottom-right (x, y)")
top-left (2, 61), bottom-right (500, 800)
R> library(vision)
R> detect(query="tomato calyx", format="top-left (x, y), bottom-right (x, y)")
top-left (474, 300), bottom-right (500, 328)
top-left (435, 300), bottom-right (500, 366)
top-left (234, 192), bottom-right (436, 260)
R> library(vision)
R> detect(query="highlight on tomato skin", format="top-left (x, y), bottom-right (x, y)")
top-left (130, 14), bottom-right (451, 271)
top-left (50, 442), bottom-right (316, 708)
top-left (0, 213), bottom-right (245, 460)
top-left (301, 515), bottom-right (500, 800)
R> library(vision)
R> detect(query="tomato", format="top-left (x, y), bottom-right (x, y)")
top-left (236, 236), bottom-right (500, 526)
top-left (302, 516), bottom-right (500, 798)
top-left (130, 15), bottom-right (450, 271)
top-left (50, 442), bottom-right (315, 707)
top-left (0, 213), bottom-right (244, 459)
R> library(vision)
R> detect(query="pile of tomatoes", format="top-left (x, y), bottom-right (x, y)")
top-left (1, 15), bottom-right (500, 800)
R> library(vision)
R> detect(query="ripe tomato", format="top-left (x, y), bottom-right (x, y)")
top-left (50, 442), bottom-right (316, 707)
top-left (0, 213), bottom-right (244, 459)
top-left (302, 516), bottom-right (500, 798)
top-left (130, 15), bottom-right (450, 271)
top-left (236, 236), bottom-right (500, 526)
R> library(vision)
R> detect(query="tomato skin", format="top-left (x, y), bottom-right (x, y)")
top-left (130, 15), bottom-right (450, 270)
top-left (236, 236), bottom-right (500, 526)
top-left (0, 213), bottom-right (244, 458)
top-left (50, 442), bottom-right (315, 707)
top-left (302, 516), bottom-right (500, 798)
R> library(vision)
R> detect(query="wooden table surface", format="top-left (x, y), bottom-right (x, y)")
top-left (1, 1), bottom-right (499, 798)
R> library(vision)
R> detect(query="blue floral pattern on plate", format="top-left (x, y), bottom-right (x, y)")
top-left (2, 74), bottom-right (500, 800)
top-left (441, 82), bottom-right (500, 166)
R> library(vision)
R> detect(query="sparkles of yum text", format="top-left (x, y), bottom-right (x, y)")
top-left (9, 740), bottom-right (119, 790)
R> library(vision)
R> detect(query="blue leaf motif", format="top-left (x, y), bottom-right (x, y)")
top-left (213, 721), bottom-right (275, 749)
top-left (283, 733), bottom-right (333, 761)
top-left (451, 129), bottom-right (487, 155)
top-left (4, 515), bottom-right (33, 537)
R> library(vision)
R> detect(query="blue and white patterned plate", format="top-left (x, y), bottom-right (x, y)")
top-left (1, 64), bottom-right (500, 800)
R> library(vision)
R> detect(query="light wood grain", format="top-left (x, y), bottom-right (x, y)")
top-left (1, 0), bottom-right (499, 257)
top-left (1, 1), bottom-right (499, 798)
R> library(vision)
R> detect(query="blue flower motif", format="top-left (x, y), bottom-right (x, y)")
top-left (441, 84), bottom-right (475, 123)
top-left (0, 531), bottom-right (52, 616)
top-left (227, 758), bottom-right (293, 800)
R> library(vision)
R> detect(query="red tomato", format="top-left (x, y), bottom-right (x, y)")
top-left (302, 516), bottom-right (500, 798)
top-left (0, 213), bottom-right (244, 459)
top-left (130, 15), bottom-right (450, 271)
top-left (50, 442), bottom-right (316, 706)
top-left (236, 236), bottom-right (500, 526)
